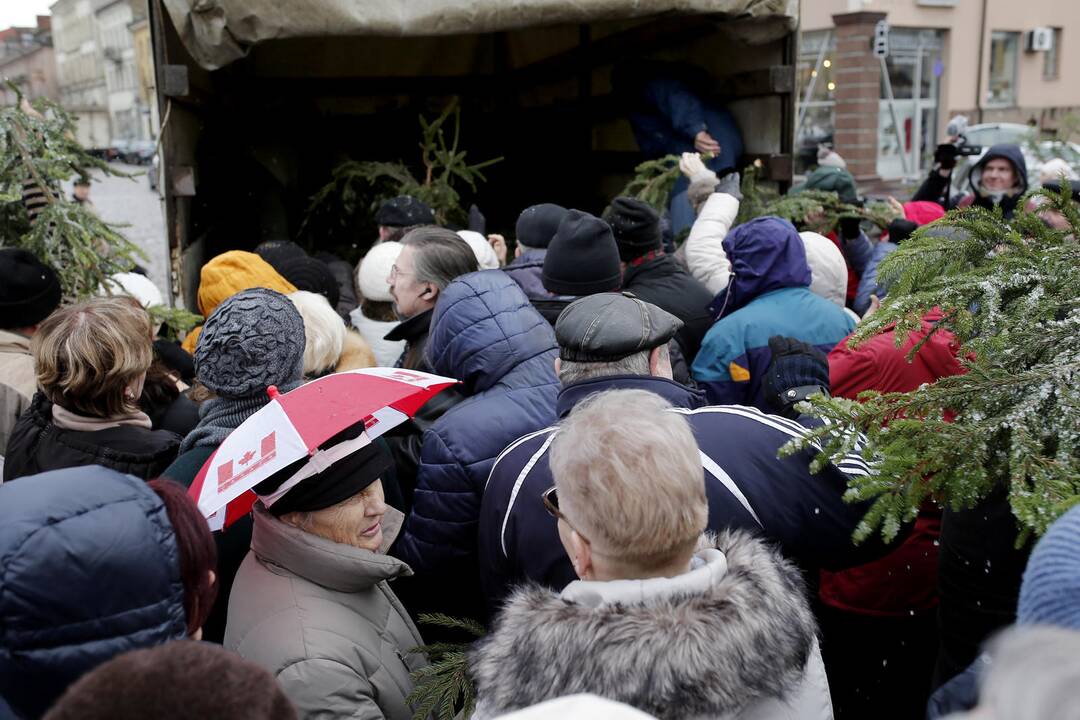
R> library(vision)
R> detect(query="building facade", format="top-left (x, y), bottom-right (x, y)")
top-left (95, 0), bottom-right (148, 141)
top-left (800, 0), bottom-right (1080, 179)
top-left (50, 0), bottom-right (111, 149)
top-left (0, 17), bottom-right (58, 106)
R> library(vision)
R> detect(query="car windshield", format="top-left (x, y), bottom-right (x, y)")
top-left (964, 126), bottom-right (1030, 147)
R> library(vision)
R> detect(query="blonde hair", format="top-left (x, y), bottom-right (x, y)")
top-left (33, 296), bottom-right (153, 417)
top-left (288, 291), bottom-right (346, 376)
top-left (548, 389), bottom-right (707, 568)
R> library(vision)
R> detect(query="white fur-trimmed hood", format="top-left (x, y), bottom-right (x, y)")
top-left (469, 530), bottom-right (820, 720)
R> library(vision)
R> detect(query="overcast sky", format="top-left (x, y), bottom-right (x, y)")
top-left (0, 0), bottom-right (55, 30)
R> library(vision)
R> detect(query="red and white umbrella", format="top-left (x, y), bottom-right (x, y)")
top-left (188, 367), bottom-right (457, 529)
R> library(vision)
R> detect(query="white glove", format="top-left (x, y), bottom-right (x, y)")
top-left (682, 151), bottom-right (708, 179)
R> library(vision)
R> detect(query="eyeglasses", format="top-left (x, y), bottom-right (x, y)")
top-left (389, 264), bottom-right (415, 280)
top-left (541, 485), bottom-right (562, 518)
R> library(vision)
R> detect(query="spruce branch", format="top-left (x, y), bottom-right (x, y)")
top-left (1, 97), bottom-right (145, 302)
top-left (784, 194), bottom-right (1080, 541)
top-left (405, 613), bottom-right (486, 720)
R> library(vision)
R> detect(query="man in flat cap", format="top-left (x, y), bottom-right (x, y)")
top-left (375, 195), bottom-right (436, 243)
top-left (477, 292), bottom-right (907, 611)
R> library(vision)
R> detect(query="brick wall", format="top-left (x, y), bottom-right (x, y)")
top-left (831, 11), bottom-right (885, 180)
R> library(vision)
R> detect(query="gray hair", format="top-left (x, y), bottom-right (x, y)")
top-left (548, 389), bottom-right (706, 569)
top-left (963, 625), bottom-right (1080, 720)
top-left (557, 345), bottom-right (667, 386)
top-left (401, 226), bottom-right (479, 290)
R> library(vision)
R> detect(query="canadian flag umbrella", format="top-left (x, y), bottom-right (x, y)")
top-left (188, 367), bottom-right (458, 529)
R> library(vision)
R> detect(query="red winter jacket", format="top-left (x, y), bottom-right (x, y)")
top-left (821, 309), bottom-right (967, 616)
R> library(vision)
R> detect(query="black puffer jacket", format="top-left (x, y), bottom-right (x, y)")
top-left (0, 465), bottom-right (187, 718)
top-left (3, 394), bottom-right (180, 482)
top-left (621, 253), bottom-right (714, 362)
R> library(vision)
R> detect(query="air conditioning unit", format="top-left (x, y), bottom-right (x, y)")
top-left (1025, 27), bottom-right (1054, 52)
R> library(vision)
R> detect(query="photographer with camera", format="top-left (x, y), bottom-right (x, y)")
top-left (912, 116), bottom-right (1028, 220)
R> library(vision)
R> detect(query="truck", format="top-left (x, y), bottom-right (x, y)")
top-left (146, 0), bottom-right (799, 309)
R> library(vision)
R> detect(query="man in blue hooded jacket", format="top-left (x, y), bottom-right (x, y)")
top-left (479, 292), bottom-right (898, 611)
top-left (691, 216), bottom-right (856, 410)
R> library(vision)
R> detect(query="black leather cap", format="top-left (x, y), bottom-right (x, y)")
top-left (376, 195), bottom-right (436, 227)
top-left (555, 292), bottom-right (683, 363)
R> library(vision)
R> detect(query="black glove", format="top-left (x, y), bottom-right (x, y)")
top-left (933, 143), bottom-right (959, 170)
top-left (763, 336), bottom-right (831, 419)
top-left (839, 215), bottom-right (863, 241)
top-left (887, 218), bottom-right (919, 244)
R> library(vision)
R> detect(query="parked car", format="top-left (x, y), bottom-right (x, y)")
top-left (107, 138), bottom-right (133, 162)
top-left (124, 140), bottom-right (158, 166)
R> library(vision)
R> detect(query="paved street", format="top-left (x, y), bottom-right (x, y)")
top-left (63, 162), bottom-right (171, 303)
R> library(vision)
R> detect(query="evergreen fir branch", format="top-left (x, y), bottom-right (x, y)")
top-left (300, 101), bottom-right (500, 258)
top-left (415, 613), bottom-right (487, 638)
top-left (1, 94), bottom-right (142, 302)
top-left (617, 154), bottom-right (683, 212)
top-left (404, 613), bottom-right (486, 720)
top-left (147, 305), bottom-right (203, 341)
top-left (782, 197), bottom-right (1080, 541)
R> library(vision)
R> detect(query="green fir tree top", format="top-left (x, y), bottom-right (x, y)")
top-left (783, 184), bottom-right (1080, 543)
top-left (0, 93), bottom-right (146, 302)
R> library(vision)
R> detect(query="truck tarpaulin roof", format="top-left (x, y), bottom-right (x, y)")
top-left (161, 0), bottom-right (797, 70)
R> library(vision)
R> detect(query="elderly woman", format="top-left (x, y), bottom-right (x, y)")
top-left (225, 425), bottom-right (426, 720)
top-left (470, 389), bottom-right (832, 720)
top-left (3, 296), bottom-right (180, 481)
top-left (0, 467), bottom-right (217, 718)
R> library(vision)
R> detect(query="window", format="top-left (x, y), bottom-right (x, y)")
top-left (1044, 28), bottom-right (1061, 80)
top-left (987, 31), bottom-right (1019, 106)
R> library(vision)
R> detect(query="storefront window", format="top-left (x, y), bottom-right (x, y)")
top-left (795, 30), bottom-right (837, 174)
top-left (988, 31), bottom-right (1019, 106)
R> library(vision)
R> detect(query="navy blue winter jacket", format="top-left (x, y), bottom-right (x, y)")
top-left (393, 270), bottom-right (559, 577)
top-left (478, 374), bottom-right (896, 610)
top-left (0, 466), bottom-right (187, 718)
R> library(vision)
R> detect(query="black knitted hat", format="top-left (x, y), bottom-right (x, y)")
top-left (254, 240), bottom-right (307, 270)
top-left (272, 256), bottom-right (340, 309)
top-left (0, 248), bottom-right (62, 329)
top-left (376, 195), bottom-right (436, 227)
top-left (604, 197), bottom-right (662, 261)
top-left (542, 210), bottom-right (622, 296)
top-left (515, 203), bottom-right (567, 250)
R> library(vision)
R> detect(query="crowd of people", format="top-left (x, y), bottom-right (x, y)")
top-left (0, 135), bottom-right (1078, 720)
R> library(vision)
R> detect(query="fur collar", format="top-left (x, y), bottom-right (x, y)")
top-left (470, 530), bottom-right (817, 720)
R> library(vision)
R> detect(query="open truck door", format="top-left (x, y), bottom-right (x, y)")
top-left (147, 0), bottom-right (798, 311)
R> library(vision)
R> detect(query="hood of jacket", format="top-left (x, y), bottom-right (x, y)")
top-left (425, 270), bottom-right (557, 395)
top-left (790, 166), bottom-right (859, 205)
top-left (799, 231), bottom-right (847, 308)
top-left (0, 466), bottom-right (187, 718)
top-left (470, 530), bottom-right (817, 720)
top-left (710, 216), bottom-right (812, 319)
top-left (969, 143), bottom-right (1029, 198)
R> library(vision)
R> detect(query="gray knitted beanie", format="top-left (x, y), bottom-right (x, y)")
top-left (195, 288), bottom-right (306, 399)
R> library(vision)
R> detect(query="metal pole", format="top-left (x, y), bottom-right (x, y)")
top-left (796, 30), bottom-right (832, 137)
top-left (913, 45), bottom-right (923, 177)
top-left (879, 55), bottom-right (910, 176)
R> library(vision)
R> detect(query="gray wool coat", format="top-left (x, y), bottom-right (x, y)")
top-left (225, 505), bottom-right (427, 720)
top-left (470, 530), bottom-right (832, 720)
